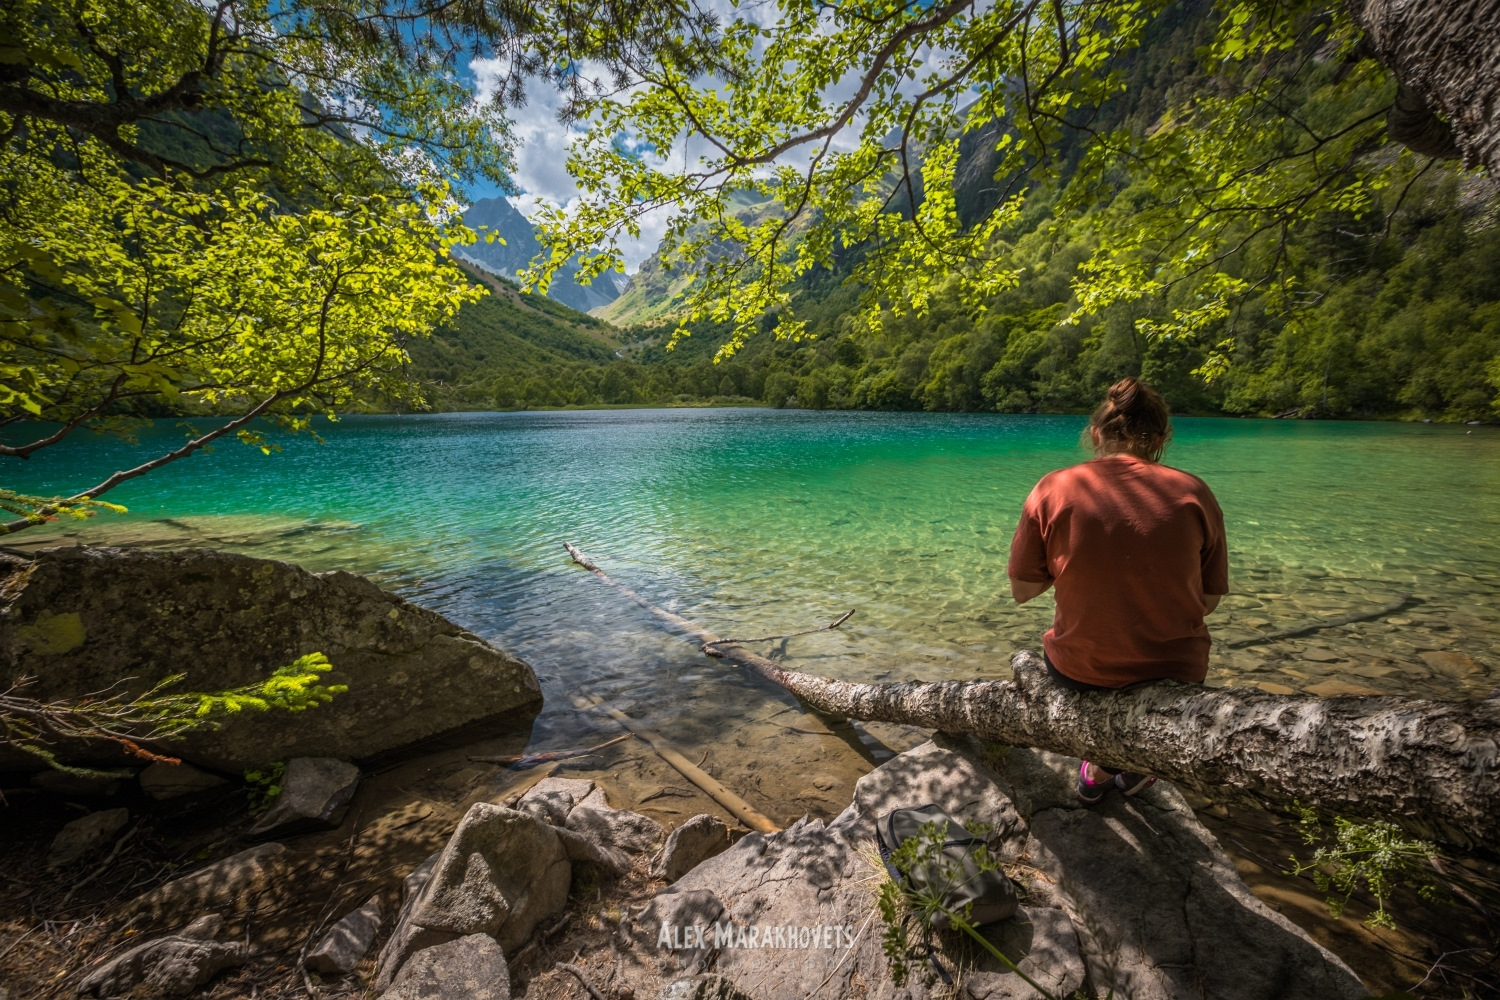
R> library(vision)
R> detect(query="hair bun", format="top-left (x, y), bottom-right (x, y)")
top-left (1108, 377), bottom-right (1139, 403)
top-left (1089, 377), bottom-right (1171, 460)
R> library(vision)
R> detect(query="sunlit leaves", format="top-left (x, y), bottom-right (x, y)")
top-left (528, 0), bottom-right (1166, 358)
top-left (0, 139), bottom-right (482, 439)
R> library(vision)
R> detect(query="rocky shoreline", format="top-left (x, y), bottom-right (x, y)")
top-left (8, 735), bottom-right (1372, 1000)
top-left (2, 546), bottom-right (1494, 998)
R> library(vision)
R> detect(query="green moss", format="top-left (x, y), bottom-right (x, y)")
top-left (16, 610), bottom-right (86, 654)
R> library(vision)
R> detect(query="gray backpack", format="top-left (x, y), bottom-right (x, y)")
top-left (876, 803), bottom-right (1019, 929)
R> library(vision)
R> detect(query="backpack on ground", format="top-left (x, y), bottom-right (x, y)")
top-left (876, 803), bottom-right (1019, 929)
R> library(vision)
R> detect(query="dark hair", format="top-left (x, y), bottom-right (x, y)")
top-left (1088, 377), bottom-right (1172, 461)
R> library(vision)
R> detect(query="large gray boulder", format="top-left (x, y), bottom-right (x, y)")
top-left (990, 746), bottom-right (1370, 1000)
top-left (833, 739), bottom-right (1026, 857)
top-left (376, 804), bottom-right (570, 989)
top-left (660, 740), bottom-right (1368, 1000)
top-left (0, 546), bottom-right (542, 772)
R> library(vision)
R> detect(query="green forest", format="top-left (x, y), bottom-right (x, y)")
top-left (410, 3), bottom-right (1500, 422)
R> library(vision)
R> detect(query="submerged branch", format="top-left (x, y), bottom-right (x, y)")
top-left (1225, 593), bottom-right (1414, 647)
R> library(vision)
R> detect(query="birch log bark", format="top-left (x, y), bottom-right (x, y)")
top-left (565, 543), bottom-right (1500, 850)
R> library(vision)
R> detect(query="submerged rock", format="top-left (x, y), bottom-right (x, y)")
top-left (78, 914), bottom-right (244, 998)
top-left (47, 807), bottom-right (128, 867)
top-left (248, 757), bottom-right (359, 838)
top-left (306, 893), bottom-right (382, 975)
top-left (0, 546), bottom-right (543, 772)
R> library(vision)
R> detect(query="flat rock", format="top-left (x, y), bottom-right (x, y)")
top-left (1300, 648), bottom-right (1343, 662)
top-left (78, 914), bottom-right (244, 997)
top-left (1420, 650), bottom-right (1485, 676)
top-left (653, 814), bottom-right (732, 883)
top-left (630, 888), bottom-right (728, 965)
top-left (381, 933), bottom-right (510, 1000)
top-left (48, 807), bottom-right (128, 867)
top-left (140, 761), bottom-right (229, 800)
top-left (670, 739), bottom-right (1370, 1000)
top-left (306, 893), bottom-right (382, 975)
top-left (567, 787), bottom-right (666, 854)
top-left (376, 804), bottom-right (569, 989)
top-left (962, 907), bottom-right (1085, 1000)
top-left (126, 843), bottom-right (292, 928)
top-left (248, 757), bottom-right (359, 838)
top-left (1306, 679), bottom-right (1386, 698)
top-left (986, 747), bottom-right (1368, 1000)
top-left (517, 777), bottom-right (596, 825)
top-left (0, 546), bottom-right (543, 772)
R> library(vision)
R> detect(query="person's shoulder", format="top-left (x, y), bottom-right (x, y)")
top-left (1154, 462), bottom-right (1220, 501)
top-left (1033, 461), bottom-right (1096, 492)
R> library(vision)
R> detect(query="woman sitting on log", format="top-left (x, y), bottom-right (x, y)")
top-left (1007, 376), bottom-right (1229, 804)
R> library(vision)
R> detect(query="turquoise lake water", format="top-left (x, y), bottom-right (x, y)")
top-left (9, 409), bottom-right (1499, 802)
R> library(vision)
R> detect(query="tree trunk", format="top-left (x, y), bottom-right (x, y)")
top-left (757, 649), bottom-right (1500, 850)
top-left (1355, 0), bottom-right (1500, 172)
top-left (565, 544), bottom-right (1500, 850)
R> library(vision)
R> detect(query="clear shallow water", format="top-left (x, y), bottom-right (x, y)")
top-left (8, 410), bottom-right (1500, 816)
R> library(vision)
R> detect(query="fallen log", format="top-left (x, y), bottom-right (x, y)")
top-left (564, 543), bottom-right (1500, 850)
top-left (571, 692), bottom-right (782, 835)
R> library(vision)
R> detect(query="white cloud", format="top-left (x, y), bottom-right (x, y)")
top-left (470, 59), bottom-right (671, 273)
top-left (466, 0), bottom-right (955, 274)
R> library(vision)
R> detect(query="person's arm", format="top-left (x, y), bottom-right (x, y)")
top-left (1011, 577), bottom-right (1052, 604)
top-left (1007, 486), bottom-right (1053, 605)
top-left (1200, 486), bottom-right (1229, 618)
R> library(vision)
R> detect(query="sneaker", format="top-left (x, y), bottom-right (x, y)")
top-left (1076, 761), bottom-right (1109, 804)
top-left (1115, 772), bottom-right (1156, 796)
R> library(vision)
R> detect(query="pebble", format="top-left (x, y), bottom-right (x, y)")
top-left (1419, 651), bottom-right (1485, 677)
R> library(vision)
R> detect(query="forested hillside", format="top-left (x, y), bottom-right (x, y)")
top-left (429, 1), bottom-right (1500, 420)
